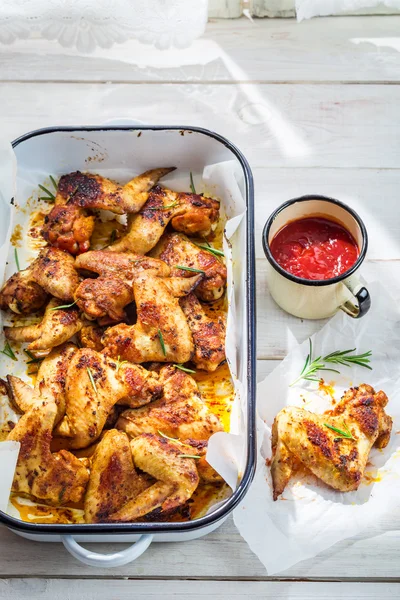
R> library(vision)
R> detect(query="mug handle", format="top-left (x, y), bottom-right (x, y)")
top-left (339, 277), bottom-right (371, 319)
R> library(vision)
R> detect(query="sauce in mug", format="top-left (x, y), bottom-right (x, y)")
top-left (270, 217), bottom-right (359, 281)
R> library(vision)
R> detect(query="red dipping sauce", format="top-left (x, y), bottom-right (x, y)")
top-left (270, 217), bottom-right (359, 281)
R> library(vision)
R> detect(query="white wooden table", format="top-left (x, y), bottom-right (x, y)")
top-left (1, 15), bottom-right (400, 599)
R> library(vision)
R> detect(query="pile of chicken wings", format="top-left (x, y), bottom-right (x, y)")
top-left (0, 167), bottom-right (230, 523)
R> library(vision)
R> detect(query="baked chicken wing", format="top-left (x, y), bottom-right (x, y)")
top-left (180, 293), bottom-right (226, 372)
top-left (153, 233), bottom-right (226, 302)
top-left (102, 274), bottom-right (199, 363)
top-left (0, 247), bottom-right (79, 314)
top-left (117, 364), bottom-right (224, 441)
top-left (271, 384), bottom-right (392, 500)
top-left (4, 298), bottom-right (84, 354)
top-left (8, 400), bottom-right (89, 505)
top-left (109, 186), bottom-right (220, 255)
top-left (55, 348), bottom-right (162, 448)
top-left (108, 433), bottom-right (200, 522)
top-left (74, 251), bottom-right (170, 322)
top-left (41, 168), bottom-right (174, 255)
top-left (6, 342), bottom-right (77, 424)
top-left (84, 429), bottom-right (152, 523)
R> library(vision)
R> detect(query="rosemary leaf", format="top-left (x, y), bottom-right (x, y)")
top-left (49, 175), bottom-right (58, 191)
top-left (39, 196), bottom-right (56, 203)
top-left (49, 301), bottom-right (77, 311)
top-left (158, 430), bottom-right (185, 446)
top-left (1, 341), bottom-right (17, 361)
top-left (87, 367), bottom-right (97, 394)
top-left (195, 243), bottom-right (225, 258)
top-left (175, 265), bottom-right (205, 275)
top-left (146, 202), bottom-right (178, 211)
top-left (14, 247), bottom-right (21, 272)
top-left (190, 172), bottom-right (196, 194)
top-left (324, 423), bottom-right (354, 440)
top-left (175, 364), bottom-right (196, 374)
top-left (116, 355), bottom-right (128, 373)
top-left (178, 454), bottom-right (201, 460)
top-left (24, 349), bottom-right (36, 360)
top-left (38, 184), bottom-right (55, 200)
top-left (158, 329), bottom-right (167, 357)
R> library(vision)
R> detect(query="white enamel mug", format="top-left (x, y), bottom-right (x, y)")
top-left (262, 195), bottom-right (370, 320)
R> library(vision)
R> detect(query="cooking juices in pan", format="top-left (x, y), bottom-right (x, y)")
top-left (270, 216), bottom-right (359, 281)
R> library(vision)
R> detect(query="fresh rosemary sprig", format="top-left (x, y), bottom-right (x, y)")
top-left (115, 355), bottom-right (128, 373)
top-left (194, 243), bottom-right (224, 258)
top-left (24, 349), bottom-right (43, 365)
top-left (158, 430), bottom-right (185, 446)
top-left (38, 184), bottom-right (55, 201)
top-left (175, 265), bottom-right (205, 275)
top-left (1, 341), bottom-right (17, 361)
top-left (146, 202), bottom-right (178, 211)
top-left (158, 329), bottom-right (167, 357)
top-left (190, 172), bottom-right (196, 194)
top-left (49, 301), bottom-right (77, 311)
top-left (49, 175), bottom-right (58, 191)
top-left (290, 339), bottom-right (372, 387)
top-left (179, 454), bottom-right (201, 460)
top-left (175, 364), bottom-right (196, 374)
top-left (324, 422), bottom-right (354, 440)
top-left (14, 247), bottom-right (21, 272)
top-left (86, 367), bottom-right (97, 394)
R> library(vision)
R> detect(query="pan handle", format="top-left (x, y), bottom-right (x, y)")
top-left (61, 534), bottom-right (153, 568)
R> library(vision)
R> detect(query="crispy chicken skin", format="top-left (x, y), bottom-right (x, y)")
top-left (74, 251), bottom-right (170, 322)
top-left (42, 204), bottom-right (95, 255)
top-left (55, 349), bottom-right (162, 448)
top-left (84, 429), bottom-right (152, 523)
top-left (153, 233), bottom-right (227, 302)
top-left (0, 247), bottom-right (79, 314)
top-left (180, 293), bottom-right (226, 372)
top-left (8, 400), bottom-right (89, 505)
top-left (102, 274), bottom-right (199, 364)
top-left (75, 276), bottom-right (134, 323)
top-left (109, 186), bottom-right (220, 254)
top-left (6, 343), bottom-right (77, 424)
top-left (117, 365), bottom-right (224, 441)
top-left (0, 270), bottom-right (48, 315)
top-left (271, 384), bottom-right (392, 500)
top-left (42, 168), bottom-right (174, 255)
top-left (29, 247), bottom-right (80, 301)
top-left (108, 433), bottom-right (200, 522)
top-left (78, 324), bottom-right (105, 351)
top-left (75, 250), bottom-right (170, 281)
top-left (4, 298), bottom-right (84, 354)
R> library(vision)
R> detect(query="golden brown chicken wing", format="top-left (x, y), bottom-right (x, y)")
top-left (271, 384), bottom-right (392, 500)
top-left (117, 364), bottom-right (224, 441)
top-left (0, 247), bottom-right (79, 314)
top-left (108, 433), bottom-right (199, 522)
top-left (55, 349), bottom-right (162, 448)
top-left (0, 270), bottom-right (48, 315)
top-left (109, 186), bottom-right (220, 254)
top-left (153, 233), bottom-right (227, 302)
top-left (84, 429), bottom-right (152, 523)
top-left (102, 274), bottom-right (200, 364)
top-left (8, 399), bottom-right (89, 505)
top-left (6, 342), bottom-right (77, 424)
top-left (78, 323), bottom-right (105, 351)
top-left (180, 293), bottom-right (226, 372)
top-left (4, 298), bottom-right (84, 354)
top-left (74, 251), bottom-right (170, 323)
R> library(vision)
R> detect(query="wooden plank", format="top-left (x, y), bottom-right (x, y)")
top-left (252, 0), bottom-right (400, 17)
top-left (1, 517), bottom-right (400, 579)
top-left (1, 83), bottom-right (399, 169)
top-left (257, 259), bottom-right (400, 358)
top-left (253, 168), bottom-right (400, 260)
top-left (209, 0), bottom-right (242, 18)
top-left (2, 17), bottom-right (400, 83)
top-left (1, 579), bottom-right (399, 599)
